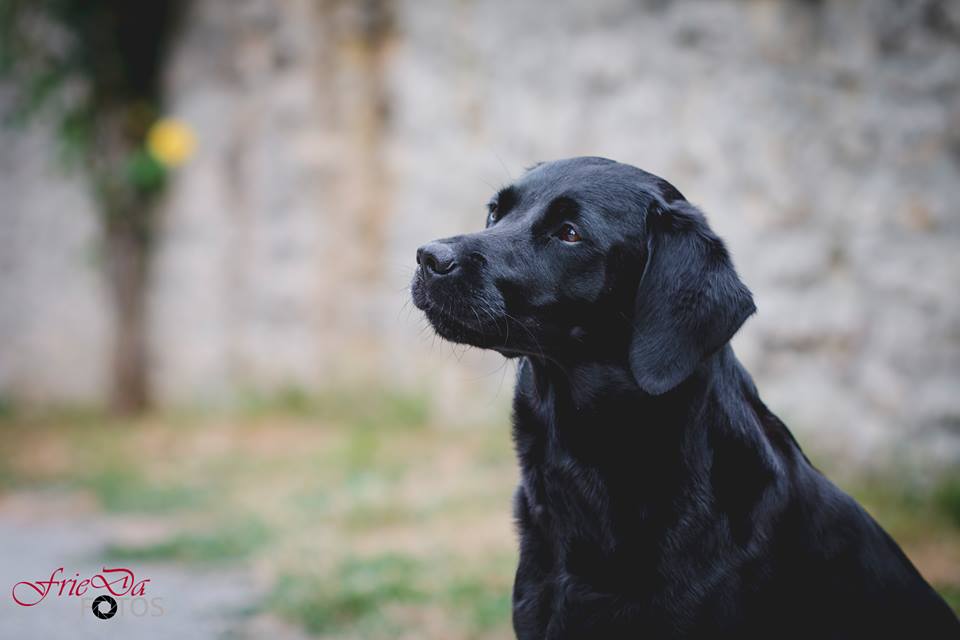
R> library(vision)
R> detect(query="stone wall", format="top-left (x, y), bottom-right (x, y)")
top-left (0, 123), bottom-right (113, 405)
top-left (2, 0), bottom-right (958, 463)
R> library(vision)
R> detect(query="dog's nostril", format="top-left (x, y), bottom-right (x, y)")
top-left (425, 254), bottom-right (457, 275)
top-left (417, 242), bottom-right (458, 277)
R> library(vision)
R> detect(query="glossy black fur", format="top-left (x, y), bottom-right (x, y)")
top-left (411, 157), bottom-right (959, 638)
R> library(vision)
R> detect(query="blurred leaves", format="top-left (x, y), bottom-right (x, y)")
top-left (125, 148), bottom-right (167, 193)
top-left (0, 0), bottom-right (183, 210)
top-left (0, 0), bottom-right (185, 412)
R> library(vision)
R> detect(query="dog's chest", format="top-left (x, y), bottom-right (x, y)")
top-left (514, 401), bottom-right (617, 554)
top-left (533, 449), bottom-right (610, 532)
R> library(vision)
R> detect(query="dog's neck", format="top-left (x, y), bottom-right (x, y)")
top-left (514, 345), bottom-right (800, 534)
top-left (519, 344), bottom-right (764, 438)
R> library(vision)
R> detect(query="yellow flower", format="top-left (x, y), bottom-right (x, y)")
top-left (147, 118), bottom-right (196, 168)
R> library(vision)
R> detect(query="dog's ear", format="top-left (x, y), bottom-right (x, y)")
top-left (629, 200), bottom-right (755, 395)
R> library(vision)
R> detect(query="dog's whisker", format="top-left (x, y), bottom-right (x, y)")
top-left (397, 298), bottom-right (412, 321)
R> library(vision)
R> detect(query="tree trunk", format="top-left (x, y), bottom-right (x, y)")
top-left (94, 104), bottom-right (159, 416)
top-left (104, 212), bottom-right (151, 414)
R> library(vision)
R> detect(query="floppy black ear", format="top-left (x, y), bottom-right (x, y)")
top-left (629, 200), bottom-right (755, 395)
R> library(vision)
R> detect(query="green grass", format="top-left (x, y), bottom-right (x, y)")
top-left (841, 472), bottom-right (960, 612)
top-left (269, 554), bottom-right (426, 635)
top-left (0, 395), bottom-right (15, 421)
top-left (81, 464), bottom-right (209, 513)
top-left (267, 552), bottom-right (514, 638)
top-left (938, 584), bottom-right (960, 613)
top-left (934, 473), bottom-right (960, 529)
top-left (446, 572), bottom-right (513, 633)
top-left (235, 386), bottom-right (430, 431)
top-left (846, 471), bottom-right (960, 542)
top-left (106, 516), bottom-right (271, 563)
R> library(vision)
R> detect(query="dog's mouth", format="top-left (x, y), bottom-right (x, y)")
top-left (414, 293), bottom-right (501, 347)
top-left (410, 270), bottom-right (556, 359)
top-left (410, 275), bottom-right (511, 349)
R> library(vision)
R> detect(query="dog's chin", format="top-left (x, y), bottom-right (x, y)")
top-left (411, 278), bottom-right (550, 357)
top-left (420, 301), bottom-right (498, 349)
top-left (418, 303), bottom-right (548, 359)
top-left (424, 307), bottom-right (493, 349)
top-left (411, 284), bottom-right (500, 350)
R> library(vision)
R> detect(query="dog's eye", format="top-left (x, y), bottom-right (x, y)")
top-left (487, 203), bottom-right (499, 225)
top-left (557, 223), bottom-right (582, 243)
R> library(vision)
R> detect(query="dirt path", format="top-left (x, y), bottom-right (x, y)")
top-left (0, 490), bottom-right (307, 640)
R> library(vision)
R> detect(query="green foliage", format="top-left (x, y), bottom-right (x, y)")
top-left (126, 148), bottom-right (167, 192)
top-left (0, 0), bottom-right (181, 206)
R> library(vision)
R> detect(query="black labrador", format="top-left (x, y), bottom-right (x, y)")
top-left (411, 157), bottom-right (959, 638)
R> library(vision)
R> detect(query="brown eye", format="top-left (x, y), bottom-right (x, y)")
top-left (558, 223), bottom-right (581, 243)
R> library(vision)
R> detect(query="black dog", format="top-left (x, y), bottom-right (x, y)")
top-left (411, 157), bottom-right (959, 638)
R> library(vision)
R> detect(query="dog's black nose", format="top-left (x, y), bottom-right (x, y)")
top-left (417, 242), bottom-right (458, 277)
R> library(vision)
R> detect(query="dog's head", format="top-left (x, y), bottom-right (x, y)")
top-left (411, 157), bottom-right (755, 394)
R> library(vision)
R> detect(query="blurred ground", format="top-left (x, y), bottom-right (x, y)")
top-left (0, 393), bottom-right (518, 638)
top-left (0, 393), bottom-right (957, 638)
